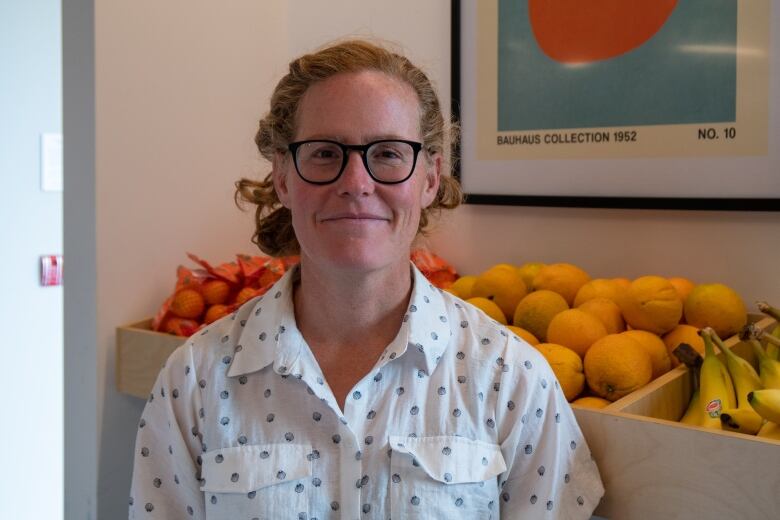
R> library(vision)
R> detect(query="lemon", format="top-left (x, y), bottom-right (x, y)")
top-left (466, 297), bottom-right (507, 325)
top-left (513, 290), bottom-right (569, 342)
top-left (471, 264), bottom-right (527, 322)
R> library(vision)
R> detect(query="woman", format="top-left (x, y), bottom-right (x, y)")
top-left (130, 40), bottom-right (604, 519)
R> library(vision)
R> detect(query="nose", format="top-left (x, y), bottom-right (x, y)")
top-left (336, 149), bottom-right (375, 197)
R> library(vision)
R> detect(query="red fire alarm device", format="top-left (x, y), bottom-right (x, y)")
top-left (40, 255), bottom-right (63, 286)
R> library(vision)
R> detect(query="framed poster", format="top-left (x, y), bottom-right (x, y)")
top-left (452, 0), bottom-right (780, 210)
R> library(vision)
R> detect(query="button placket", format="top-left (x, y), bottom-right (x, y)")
top-left (338, 421), bottom-right (362, 519)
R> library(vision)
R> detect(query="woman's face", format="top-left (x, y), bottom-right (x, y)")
top-left (273, 71), bottom-right (441, 275)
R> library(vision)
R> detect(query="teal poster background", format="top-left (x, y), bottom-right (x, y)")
top-left (498, 0), bottom-right (738, 131)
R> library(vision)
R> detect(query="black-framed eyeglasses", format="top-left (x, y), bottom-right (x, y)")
top-left (287, 139), bottom-right (423, 185)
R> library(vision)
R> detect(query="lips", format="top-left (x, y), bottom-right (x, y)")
top-left (320, 212), bottom-right (390, 222)
top-left (528, 0), bottom-right (678, 63)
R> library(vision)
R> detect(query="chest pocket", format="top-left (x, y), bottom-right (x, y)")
top-left (388, 435), bottom-right (506, 520)
top-left (200, 443), bottom-right (312, 519)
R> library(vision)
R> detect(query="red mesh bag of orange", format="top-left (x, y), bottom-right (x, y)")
top-left (152, 253), bottom-right (299, 336)
top-left (153, 250), bottom-right (455, 336)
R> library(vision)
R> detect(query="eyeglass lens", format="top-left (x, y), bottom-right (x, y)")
top-left (294, 141), bottom-right (416, 183)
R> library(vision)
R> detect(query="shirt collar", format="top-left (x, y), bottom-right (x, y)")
top-left (228, 265), bottom-right (302, 378)
top-left (227, 262), bottom-right (452, 378)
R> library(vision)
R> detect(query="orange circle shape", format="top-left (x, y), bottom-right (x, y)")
top-left (529, 0), bottom-right (678, 63)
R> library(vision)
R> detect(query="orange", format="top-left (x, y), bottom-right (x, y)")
top-left (516, 262), bottom-right (545, 290)
top-left (204, 304), bottom-right (230, 324)
top-left (234, 286), bottom-right (259, 305)
top-left (573, 278), bottom-right (626, 307)
top-left (513, 289), bottom-right (569, 342)
top-left (662, 324), bottom-right (705, 367)
top-left (684, 283), bottom-right (747, 340)
top-left (668, 277), bottom-right (695, 303)
top-left (621, 330), bottom-right (672, 379)
top-left (621, 276), bottom-right (683, 335)
top-left (170, 289), bottom-right (205, 319)
top-left (202, 279), bottom-right (231, 305)
top-left (532, 262), bottom-right (591, 306)
top-left (571, 396), bottom-right (611, 410)
top-left (446, 275), bottom-right (477, 300)
top-left (577, 297), bottom-right (626, 334)
top-left (163, 316), bottom-right (200, 337)
top-left (584, 334), bottom-right (653, 401)
top-left (546, 309), bottom-right (608, 358)
top-left (534, 343), bottom-right (585, 401)
top-left (507, 325), bottom-right (539, 345)
top-left (612, 277), bottom-right (631, 289)
top-left (471, 264), bottom-right (528, 322)
top-left (467, 297), bottom-right (507, 325)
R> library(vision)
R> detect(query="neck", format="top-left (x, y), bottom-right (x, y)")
top-left (293, 255), bottom-right (413, 350)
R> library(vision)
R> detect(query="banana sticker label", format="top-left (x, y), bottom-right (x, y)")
top-left (705, 399), bottom-right (722, 418)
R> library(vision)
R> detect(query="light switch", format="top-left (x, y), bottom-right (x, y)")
top-left (41, 133), bottom-right (63, 192)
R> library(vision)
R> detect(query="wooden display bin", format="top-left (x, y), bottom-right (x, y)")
top-left (574, 315), bottom-right (780, 519)
top-left (117, 316), bottom-right (780, 518)
top-left (116, 319), bottom-right (185, 399)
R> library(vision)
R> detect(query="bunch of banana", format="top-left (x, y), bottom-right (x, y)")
top-left (697, 328), bottom-right (736, 429)
top-left (676, 304), bottom-right (780, 441)
top-left (735, 308), bottom-right (780, 441)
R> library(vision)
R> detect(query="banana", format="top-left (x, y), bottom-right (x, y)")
top-left (767, 325), bottom-right (780, 361)
top-left (719, 408), bottom-right (765, 435)
top-left (755, 302), bottom-right (780, 360)
top-left (698, 329), bottom-right (736, 429)
top-left (679, 389), bottom-right (704, 426)
top-left (756, 420), bottom-right (780, 441)
top-left (749, 338), bottom-right (780, 390)
top-left (748, 389), bottom-right (780, 424)
top-left (709, 327), bottom-right (762, 408)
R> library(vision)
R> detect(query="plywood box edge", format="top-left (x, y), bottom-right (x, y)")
top-left (116, 319), bottom-right (186, 399)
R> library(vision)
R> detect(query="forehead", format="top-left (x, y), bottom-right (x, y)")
top-left (294, 70), bottom-right (421, 141)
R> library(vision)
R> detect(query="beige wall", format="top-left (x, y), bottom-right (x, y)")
top-left (83, 0), bottom-right (779, 517)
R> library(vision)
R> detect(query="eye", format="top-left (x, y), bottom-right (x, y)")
top-left (370, 142), bottom-right (409, 163)
top-left (302, 142), bottom-right (342, 162)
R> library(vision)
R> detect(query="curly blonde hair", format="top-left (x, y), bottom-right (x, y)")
top-left (235, 39), bottom-right (462, 256)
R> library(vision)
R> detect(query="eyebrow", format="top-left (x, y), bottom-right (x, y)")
top-left (294, 133), bottom-right (415, 143)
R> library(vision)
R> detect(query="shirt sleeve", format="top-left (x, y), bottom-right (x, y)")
top-left (129, 342), bottom-right (206, 519)
top-left (495, 344), bottom-right (605, 519)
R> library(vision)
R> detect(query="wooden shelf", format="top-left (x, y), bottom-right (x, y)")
top-left (117, 315), bottom-right (780, 518)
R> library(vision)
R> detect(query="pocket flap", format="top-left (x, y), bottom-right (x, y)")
top-left (389, 435), bottom-right (506, 485)
top-left (200, 443), bottom-right (312, 493)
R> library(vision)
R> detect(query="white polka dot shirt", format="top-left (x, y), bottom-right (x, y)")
top-left (129, 263), bottom-right (604, 519)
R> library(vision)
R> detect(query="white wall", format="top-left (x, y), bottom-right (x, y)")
top-left (0, 1), bottom-right (63, 519)
top-left (64, 0), bottom-right (779, 518)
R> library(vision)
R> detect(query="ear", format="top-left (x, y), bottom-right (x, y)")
top-left (420, 153), bottom-right (442, 208)
top-left (272, 152), bottom-right (292, 208)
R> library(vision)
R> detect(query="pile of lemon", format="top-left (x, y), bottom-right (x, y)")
top-left (447, 262), bottom-right (747, 408)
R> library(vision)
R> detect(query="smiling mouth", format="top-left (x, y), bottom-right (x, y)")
top-left (320, 213), bottom-right (390, 223)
